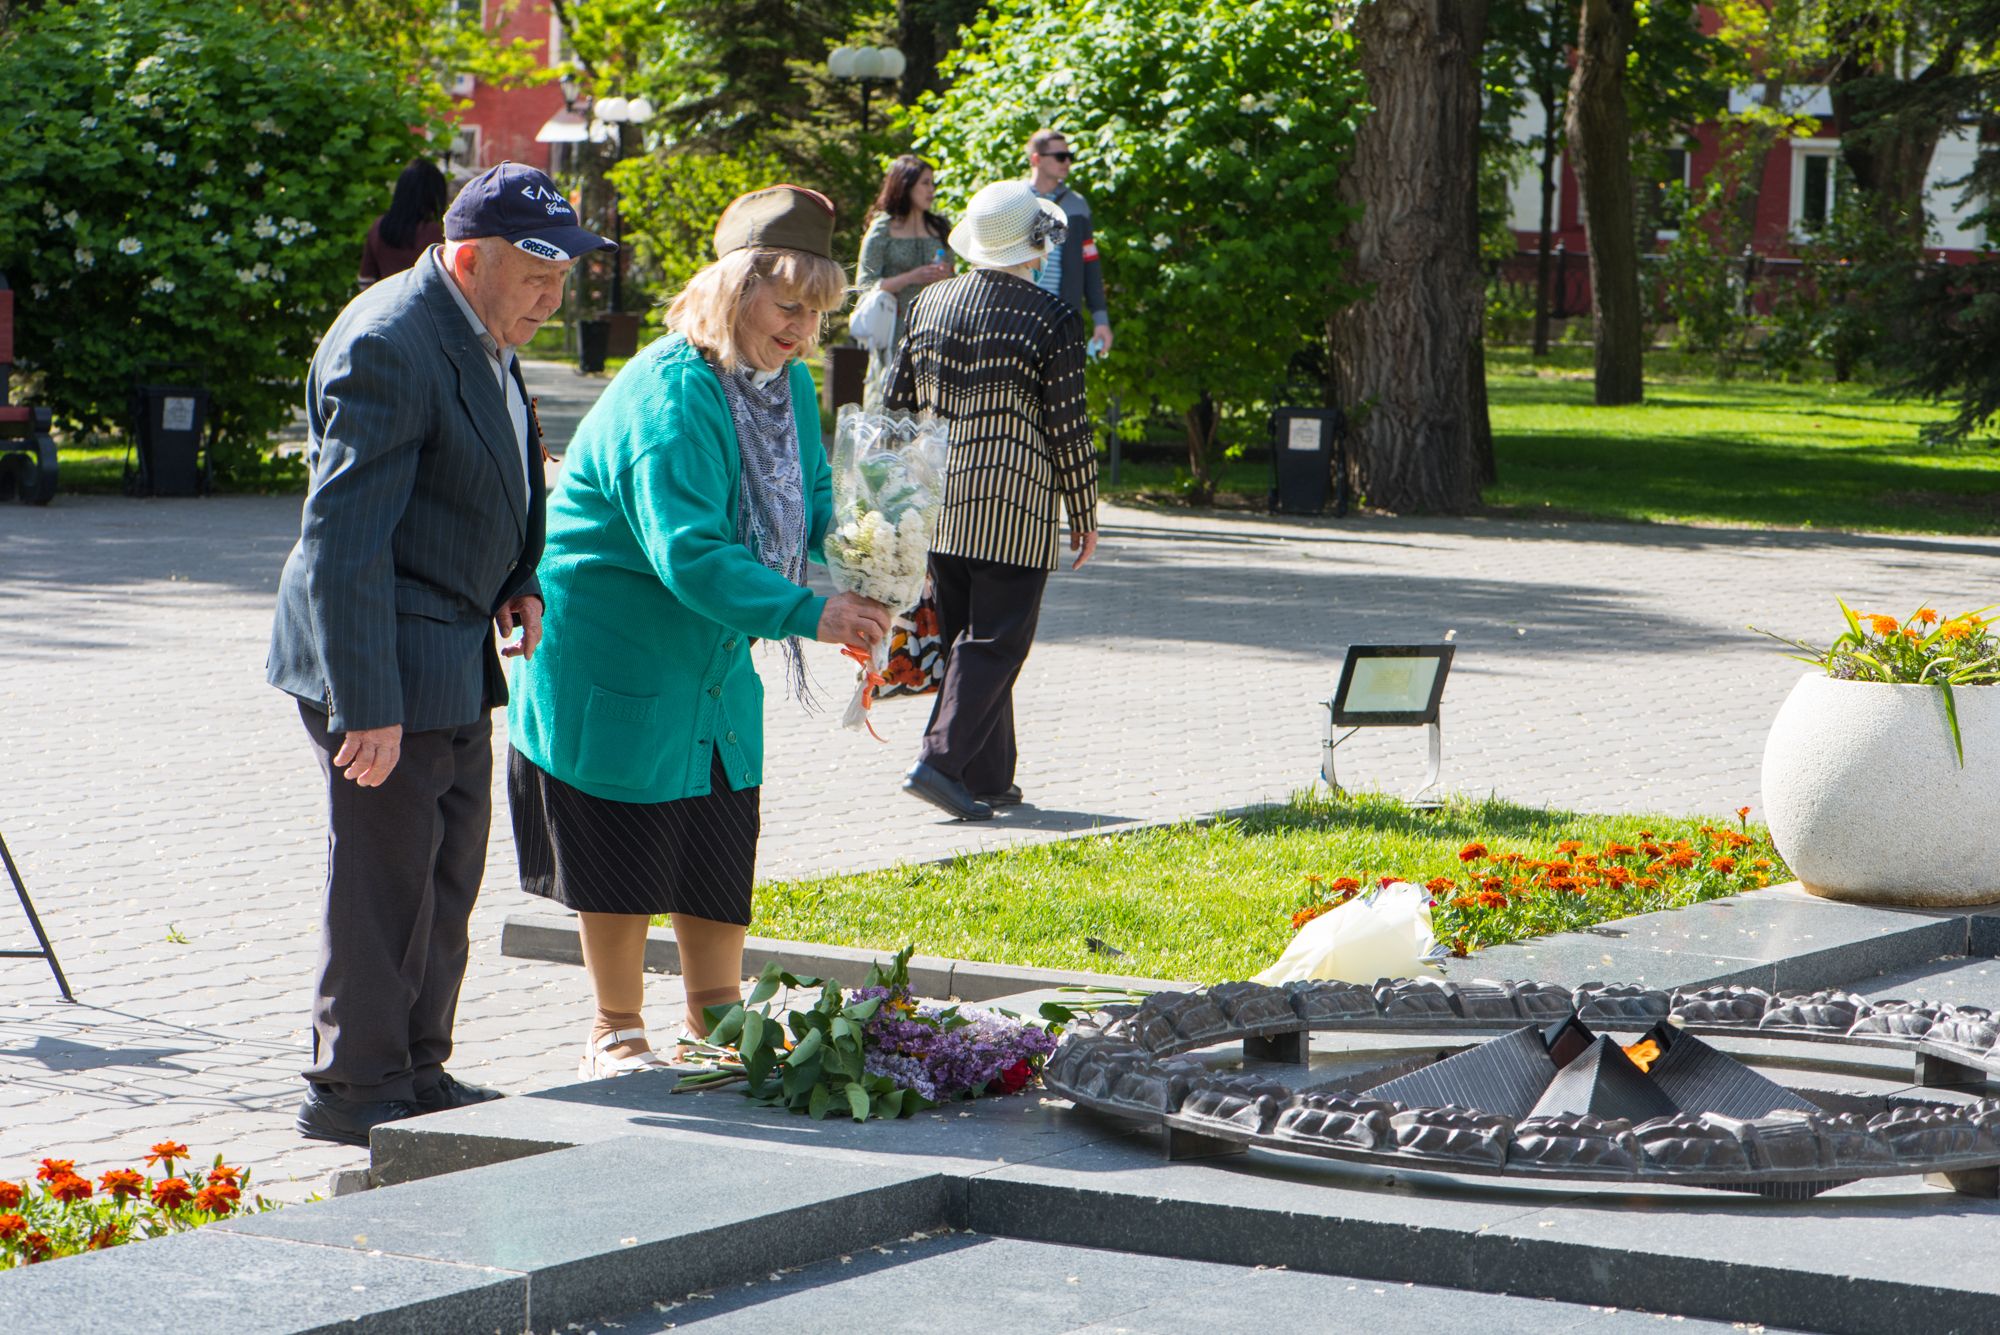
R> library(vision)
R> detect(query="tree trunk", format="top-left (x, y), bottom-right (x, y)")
top-left (1566, 0), bottom-right (1644, 405)
top-left (898, 0), bottom-right (983, 105)
top-left (1330, 0), bottom-right (1490, 515)
top-left (1531, 89), bottom-right (1559, 358)
top-left (1183, 393), bottom-right (1218, 506)
top-left (1827, 34), bottom-right (1964, 249)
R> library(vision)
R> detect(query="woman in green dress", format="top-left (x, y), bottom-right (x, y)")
top-left (857, 155), bottom-right (956, 410)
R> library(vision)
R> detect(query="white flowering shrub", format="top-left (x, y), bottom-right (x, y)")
top-left (0, 0), bottom-right (437, 484)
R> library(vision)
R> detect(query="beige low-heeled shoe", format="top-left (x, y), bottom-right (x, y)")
top-left (578, 1027), bottom-right (674, 1080)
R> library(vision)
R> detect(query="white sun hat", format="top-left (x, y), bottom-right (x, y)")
top-left (948, 180), bottom-right (1069, 269)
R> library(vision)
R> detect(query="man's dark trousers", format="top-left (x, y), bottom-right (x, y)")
top-left (918, 554), bottom-right (1050, 796)
top-left (299, 701), bottom-right (491, 1103)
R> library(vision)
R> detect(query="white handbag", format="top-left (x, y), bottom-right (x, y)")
top-left (850, 287), bottom-right (899, 351)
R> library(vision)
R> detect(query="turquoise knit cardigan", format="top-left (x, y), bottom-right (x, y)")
top-left (506, 334), bottom-right (831, 802)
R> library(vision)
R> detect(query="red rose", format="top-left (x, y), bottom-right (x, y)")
top-left (994, 1059), bottom-right (1032, 1094)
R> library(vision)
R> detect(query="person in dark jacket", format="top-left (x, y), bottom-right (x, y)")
top-left (359, 158), bottom-right (450, 287)
top-left (269, 163), bottom-right (614, 1147)
top-left (1025, 129), bottom-right (1111, 355)
top-left (888, 180), bottom-right (1099, 822)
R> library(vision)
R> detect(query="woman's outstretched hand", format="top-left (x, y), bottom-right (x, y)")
top-left (817, 592), bottom-right (892, 652)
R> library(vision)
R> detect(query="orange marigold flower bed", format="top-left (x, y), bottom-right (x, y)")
top-left (35, 1159), bottom-right (75, 1183)
top-left (46, 1173), bottom-right (92, 1204)
top-left (145, 1142), bottom-right (189, 1168)
top-left (0, 1213), bottom-right (23, 1241)
top-left (98, 1169), bottom-right (146, 1200)
top-left (0, 1182), bottom-right (21, 1211)
top-left (1710, 856), bottom-right (1737, 873)
top-left (193, 1183), bottom-right (241, 1214)
top-left (1457, 842), bottom-right (1488, 862)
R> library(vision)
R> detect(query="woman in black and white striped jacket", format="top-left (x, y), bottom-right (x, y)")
top-left (887, 179), bottom-right (1099, 822)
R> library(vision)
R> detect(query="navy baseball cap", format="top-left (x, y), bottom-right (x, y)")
top-left (444, 162), bottom-right (615, 262)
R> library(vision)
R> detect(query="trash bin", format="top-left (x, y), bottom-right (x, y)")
top-left (1269, 405), bottom-right (1346, 517)
top-left (128, 364), bottom-right (210, 497)
top-left (577, 319), bottom-right (611, 374)
top-left (603, 311), bottom-right (644, 360)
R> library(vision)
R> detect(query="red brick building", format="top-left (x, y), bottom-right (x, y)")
top-left (443, 0), bottom-right (569, 178)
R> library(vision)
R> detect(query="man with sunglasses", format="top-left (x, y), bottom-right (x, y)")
top-left (1025, 129), bottom-right (1112, 356)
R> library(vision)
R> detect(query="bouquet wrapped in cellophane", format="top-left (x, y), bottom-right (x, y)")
top-left (823, 406), bottom-right (951, 737)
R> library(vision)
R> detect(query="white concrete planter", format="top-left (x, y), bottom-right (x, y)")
top-left (1762, 672), bottom-right (2000, 906)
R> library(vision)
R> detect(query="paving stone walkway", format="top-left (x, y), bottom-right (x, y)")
top-left (4, 456), bottom-right (1998, 1202)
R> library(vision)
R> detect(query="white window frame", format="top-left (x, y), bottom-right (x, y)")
top-left (549, 13), bottom-right (568, 67)
top-left (1789, 137), bottom-right (1842, 236)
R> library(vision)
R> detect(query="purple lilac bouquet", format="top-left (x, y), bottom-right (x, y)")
top-left (849, 985), bottom-right (1059, 1102)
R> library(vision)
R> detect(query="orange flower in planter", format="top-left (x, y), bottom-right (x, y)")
top-left (193, 1183), bottom-right (240, 1214)
top-left (1867, 614), bottom-right (1899, 636)
top-left (98, 1169), bottom-right (146, 1201)
top-left (0, 1182), bottom-right (21, 1211)
top-left (47, 1172), bottom-right (93, 1204)
top-left (35, 1159), bottom-right (75, 1183)
top-left (1942, 620), bottom-right (1976, 640)
top-left (1916, 608), bottom-right (1940, 626)
top-left (145, 1142), bottom-right (189, 1169)
top-left (151, 1177), bottom-right (193, 1210)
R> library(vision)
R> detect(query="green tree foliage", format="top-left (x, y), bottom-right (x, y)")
top-left (908, 0), bottom-right (1368, 502)
top-left (609, 147), bottom-right (790, 306)
top-left (258, 0), bottom-right (547, 115)
top-left (0, 0), bottom-right (437, 482)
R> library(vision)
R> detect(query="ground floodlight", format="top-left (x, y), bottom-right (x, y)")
top-left (1320, 643), bottom-right (1455, 803)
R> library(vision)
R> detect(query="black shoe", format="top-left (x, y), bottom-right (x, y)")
top-left (977, 785), bottom-right (1023, 807)
top-left (413, 1071), bottom-right (507, 1115)
top-left (901, 762), bottom-right (994, 821)
top-left (296, 1084), bottom-right (419, 1148)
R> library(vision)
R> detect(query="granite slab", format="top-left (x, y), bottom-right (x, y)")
top-left (1445, 884), bottom-right (1969, 994)
top-left (1860, 955), bottom-right (2000, 1011)
top-left (601, 1231), bottom-right (1763, 1334)
top-left (968, 1131), bottom-right (2000, 1335)
top-left (0, 1227), bottom-right (525, 1335)
top-left (218, 1136), bottom-right (946, 1333)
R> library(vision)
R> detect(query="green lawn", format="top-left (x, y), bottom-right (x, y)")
top-left (738, 791), bottom-right (1785, 985)
top-left (1483, 348), bottom-right (1989, 533)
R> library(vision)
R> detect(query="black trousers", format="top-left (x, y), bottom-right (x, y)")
top-left (918, 553), bottom-right (1050, 795)
top-left (299, 701), bottom-right (492, 1102)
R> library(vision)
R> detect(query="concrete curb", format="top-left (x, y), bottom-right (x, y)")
top-left (498, 913), bottom-right (1188, 1003)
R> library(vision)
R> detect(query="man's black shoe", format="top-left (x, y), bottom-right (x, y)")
top-left (296, 1084), bottom-right (419, 1148)
top-left (977, 784), bottom-right (1024, 807)
top-left (414, 1071), bottom-right (507, 1114)
top-left (902, 762), bottom-right (994, 821)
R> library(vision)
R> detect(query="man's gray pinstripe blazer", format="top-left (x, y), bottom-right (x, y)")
top-left (267, 252), bottom-right (545, 735)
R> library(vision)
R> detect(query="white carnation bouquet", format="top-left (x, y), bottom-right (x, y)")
top-left (823, 406), bottom-right (950, 737)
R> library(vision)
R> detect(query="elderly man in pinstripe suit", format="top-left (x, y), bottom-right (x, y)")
top-left (890, 180), bottom-right (1099, 823)
top-left (267, 164), bottom-right (613, 1147)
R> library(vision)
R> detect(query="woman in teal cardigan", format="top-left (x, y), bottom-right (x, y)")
top-left (507, 187), bottom-right (890, 1079)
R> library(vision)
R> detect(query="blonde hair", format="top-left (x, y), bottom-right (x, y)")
top-left (667, 246), bottom-right (848, 373)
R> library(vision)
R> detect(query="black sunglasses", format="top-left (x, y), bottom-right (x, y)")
top-left (1044, 151), bottom-right (1075, 163)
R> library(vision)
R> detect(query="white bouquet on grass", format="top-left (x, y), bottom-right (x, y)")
top-left (823, 406), bottom-right (950, 736)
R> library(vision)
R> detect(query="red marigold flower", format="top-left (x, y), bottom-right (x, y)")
top-left (1481, 876), bottom-right (1504, 892)
top-left (145, 1142), bottom-right (189, 1169)
top-left (35, 1159), bottom-right (75, 1183)
top-left (47, 1172), bottom-right (93, 1204)
top-left (1548, 876), bottom-right (1580, 893)
top-left (1378, 875), bottom-right (1398, 888)
top-left (1544, 861), bottom-right (1573, 876)
top-left (1424, 876), bottom-right (1456, 892)
top-left (193, 1184), bottom-right (240, 1215)
top-left (1457, 842), bottom-right (1489, 862)
top-left (1476, 891), bottom-right (1508, 909)
top-left (1328, 876), bottom-right (1361, 892)
top-left (21, 1230), bottom-right (51, 1262)
top-left (1711, 856), bottom-right (1737, 873)
top-left (1451, 895), bottom-right (1477, 909)
top-left (0, 1213), bottom-right (23, 1241)
top-left (0, 1182), bottom-right (21, 1211)
top-left (151, 1177), bottom-right (194, 1210)
top-left (1555, 840), bottom-right (1582, 855)
top-left (1735, 806), bottom-right (1751, 821)
top-left (1666, 850), bottom-right (1696, 869)
top-left (87, 1224), bottom-right (122, 1250)
top-left (1752, 858), bottom-right (1773, 869)
top-left (1636, 876), bottom-right (1660, 889)
top-left (1603, 843), bottom-right (1637, 858)
top-left (205, 1164), bottom-right (244, 1189)
top-left (98, 1169), bottom-right (146, 1200)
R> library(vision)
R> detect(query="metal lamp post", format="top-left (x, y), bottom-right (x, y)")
top-left (827, 45), bottom-right (906, 136)
top-left (588, 94), bottom-right (652, 313)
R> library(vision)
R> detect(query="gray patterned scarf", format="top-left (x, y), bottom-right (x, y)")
top-left (715, 361), bottom-right (813, 704)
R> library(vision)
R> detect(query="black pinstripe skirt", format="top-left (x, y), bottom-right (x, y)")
top-left (507, 746), bottom-right (758, 923)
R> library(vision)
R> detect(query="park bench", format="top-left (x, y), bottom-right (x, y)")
top-left (0, 274), bottom-right (58, 505)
